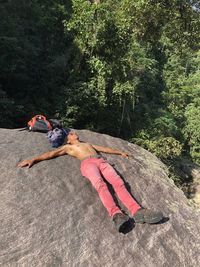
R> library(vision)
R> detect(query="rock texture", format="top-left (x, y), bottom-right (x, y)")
top-left (180, 161), bottom-right (200, 206)
top-left (0, 128), bottom-right (200, 267)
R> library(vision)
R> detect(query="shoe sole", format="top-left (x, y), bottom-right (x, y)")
top-left (134, 212), bottom-right (163, 224)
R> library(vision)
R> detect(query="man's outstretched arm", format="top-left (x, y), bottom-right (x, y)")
top-left (17, 145), bottom-right (69, 168)
top-left (91, 144), bottom-right (129, 157)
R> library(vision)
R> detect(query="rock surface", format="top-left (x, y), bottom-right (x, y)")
top-left (0, 128), bottom-right (200, 267)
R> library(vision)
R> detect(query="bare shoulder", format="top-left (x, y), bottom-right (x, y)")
top-left (53, 144), bottom-right (71, 154)
top-left (62, 144), bottom-right (72, 152)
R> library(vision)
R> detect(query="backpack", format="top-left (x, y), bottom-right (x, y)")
top-left (28, 115), bottom-right (52, 133)
top-left (49, 119), bottom-right (62, 129)
top-left (47, 128), bottom-right (69, 148)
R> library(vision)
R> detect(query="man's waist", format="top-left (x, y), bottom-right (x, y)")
top-left (81, 154), bottom-right (102, 161)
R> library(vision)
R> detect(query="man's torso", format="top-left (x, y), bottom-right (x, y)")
top-left (65, 142), bottom-right (98, 160)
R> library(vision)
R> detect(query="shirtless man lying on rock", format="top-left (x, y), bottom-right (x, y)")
top-left (18, 130), bottom-right (163, 232)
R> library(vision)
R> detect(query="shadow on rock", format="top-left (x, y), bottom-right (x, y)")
top-left (154, 216), bottom-right (170, 225)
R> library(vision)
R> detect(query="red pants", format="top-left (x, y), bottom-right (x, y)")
top-left (80, 156), bottom-right (141, 217)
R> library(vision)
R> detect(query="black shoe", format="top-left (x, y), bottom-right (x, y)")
top-left (112, 213), bottom-right (129, 232)
top-left (132, 209), bottom-right (163, 224)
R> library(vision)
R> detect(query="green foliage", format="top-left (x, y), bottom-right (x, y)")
top-left (162, 49), bottom-right (200, 163)
top-left (183, 103), bottom-right (200, 163)
top-left (61, 0), bottom-right (162, 136)
top-left (133, 132), bottom-right (182, 160)
top-left (149, 137), bottom-right (183, 159)
top-left (0, 0), bottom-right (71, 126)
top-left (0, 88), bottom-right (24, 128)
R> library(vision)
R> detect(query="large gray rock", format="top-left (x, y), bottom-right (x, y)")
top-left (0, 128), bottom-right (200, 267)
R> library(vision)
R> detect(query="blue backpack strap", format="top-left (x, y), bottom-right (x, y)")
top-left (63, 128), bottom-right (70, 136)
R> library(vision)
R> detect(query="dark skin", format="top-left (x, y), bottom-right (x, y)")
top-left (17, 131), bottom-right (129, 168)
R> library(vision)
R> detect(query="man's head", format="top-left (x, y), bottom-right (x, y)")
top-left (65, 130), bottom-right (79, 144)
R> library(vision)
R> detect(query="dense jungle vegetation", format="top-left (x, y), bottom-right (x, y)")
top-left (1, 0), bottom-right (200, 186)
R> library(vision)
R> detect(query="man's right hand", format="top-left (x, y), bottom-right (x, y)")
top-left (121, 152), bottom-right (129, 158)
top-left (17, 159), bottom-right (35, 168)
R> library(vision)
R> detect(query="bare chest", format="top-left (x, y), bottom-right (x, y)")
top-left (69, 142), bottom-right (95, 154)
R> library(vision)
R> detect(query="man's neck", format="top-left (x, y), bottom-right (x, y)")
top-left (70, 140), bottom-right (80, 145)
